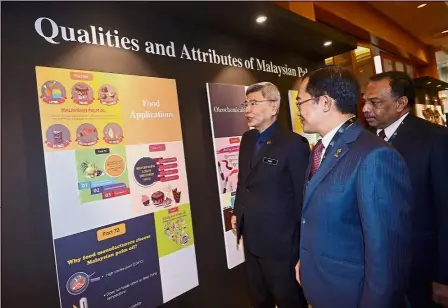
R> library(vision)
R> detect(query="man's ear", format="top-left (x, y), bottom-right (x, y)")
top-left (321, 95), bottom-right (333, 112)
top-left (272, 101), bottom-right (280, 115)
top-left (396, 96), bottom-right (408, 112)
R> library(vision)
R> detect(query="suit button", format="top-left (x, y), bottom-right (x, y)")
top-left (301, 218), bottom-right (306, 224)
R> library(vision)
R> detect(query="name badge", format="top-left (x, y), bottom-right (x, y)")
top-left (263, 157), bottom-right (278, 165)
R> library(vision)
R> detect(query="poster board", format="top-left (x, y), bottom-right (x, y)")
top-left (206, 83), bottom-right (249, 269)
top-left (35, 66), bottom-right (198, 308)
top-left (288, 90), bottom-right (320, 147)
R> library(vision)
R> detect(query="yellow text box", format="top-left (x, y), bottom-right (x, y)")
top-left (97, 223), bottom-right (126, 242)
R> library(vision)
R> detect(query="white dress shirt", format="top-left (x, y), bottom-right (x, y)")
top-left (376, 112), bottom-right (409, 141)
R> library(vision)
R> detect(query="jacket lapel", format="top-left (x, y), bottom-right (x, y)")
top-left (388, 114), bottom-right (414, 147)
top-left (303, 122), bottom-right (363, 211)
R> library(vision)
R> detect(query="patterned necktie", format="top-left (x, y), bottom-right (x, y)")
top-left (309, 139), bottom-right (324, 178)
top-left (378, 129), bottom-right (386, 141)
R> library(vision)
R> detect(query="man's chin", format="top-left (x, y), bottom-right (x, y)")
top-left (365, 118), bottom-right (379, 127)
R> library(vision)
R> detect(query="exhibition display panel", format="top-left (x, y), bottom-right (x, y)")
top-left (35, 67), bottom-right (198, 308)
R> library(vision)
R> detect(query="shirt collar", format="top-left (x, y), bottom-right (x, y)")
top-left (377, 112), bottom-right (409, 140)
top-left (256, 121), bottom-right (277, 141)
top-left (321, 121), bottom-right (346, 149)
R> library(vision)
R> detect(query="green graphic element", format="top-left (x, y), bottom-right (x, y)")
top-left (155, 203), bottom-right (194, 257)
top-left (75, 146), bottom-right (130, 203)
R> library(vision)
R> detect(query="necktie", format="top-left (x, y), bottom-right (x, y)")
top-left (378, 130), bottom-right (386, 141)
top-left (254, 136), bottom-right (264, 154)
top-left (309, 139), bottom-right (324, 178)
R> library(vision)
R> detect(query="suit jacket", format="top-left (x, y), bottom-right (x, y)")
top-left (388, 114), bottom-right (448, 285)
top-left (234, 123), bottom-right (310, 258)
top-left (300, 121), bottom-right (413, 308)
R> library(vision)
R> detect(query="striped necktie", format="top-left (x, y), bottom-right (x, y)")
top-left (309, 140), bottom-right (324, 178)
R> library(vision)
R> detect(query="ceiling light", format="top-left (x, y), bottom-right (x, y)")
top-left (437, 85), bottom-right (441, 87)
top-left (442, 29), bottom-right (448, 34)
top-left (427, 82), bottom-right (432, 84)
top-left (324, 41), bottom-right (332, 47)
top-left (417, 3), bottom-right (427, 8)
top-left (256, 15), bottom-right (267, 24)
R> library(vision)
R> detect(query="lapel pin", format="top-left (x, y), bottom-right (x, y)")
top-left (334, 149), bottom-right (342, 158)
top-left (267, 140), bottom-right (271, 145)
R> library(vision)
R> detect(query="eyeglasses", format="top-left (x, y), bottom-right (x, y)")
top-left (241, 100), bottom-right (276, 109)
top-left (296, 97), bottom-right (320, 108)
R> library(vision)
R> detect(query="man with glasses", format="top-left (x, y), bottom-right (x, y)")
top-left (294, 66), bottom-right (412, 308)
top-left (363, 71), bottom-right (448, 308)
top-left (231, 82), bottom-right (309, 308)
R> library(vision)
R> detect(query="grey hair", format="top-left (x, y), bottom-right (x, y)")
top-left (246, 82), bottom-right (281, 103)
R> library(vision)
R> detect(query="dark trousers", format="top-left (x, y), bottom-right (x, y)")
top-left (244, 248), bottom-right (308, 308)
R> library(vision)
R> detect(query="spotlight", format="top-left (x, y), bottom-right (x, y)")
top-left (256, 16), bottom-right (267, 24)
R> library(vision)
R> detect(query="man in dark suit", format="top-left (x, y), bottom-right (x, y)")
top-left (295, 66), bottom-right (413, 308)
top-left (363, 71), bottom-right (448, 308)
top-left (231, 82), bottom-right (310, 308)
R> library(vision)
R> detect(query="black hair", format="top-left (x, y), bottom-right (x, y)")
top-left (304, 65), bottom-right (359, 114)
top-left (368, 71), bottom-right (416, 106)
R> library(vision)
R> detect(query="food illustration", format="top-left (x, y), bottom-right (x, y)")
top-left (76, 123), bottom-right (99, 146)
top-left (66, 272), bottom-right (91, 296)
top-left (75, 84), bottom-right (89, 99)
top-left (172, 188), bottom-right (181, 204)
top-left (53, 130), bottom-right (63, 144)
top-left (45, 124), bottom-right (71, 149)
top-left (103, 123), bottom-right (124, 144)
top-left (40, 80), bottom-right (66, 104)
top-left (98, 84), bottom-right (118, 106)
top-left (141, 195), bottom-right (150, 206)
top-left (80, 161), bottom-right (103, 178)
top-left (72, 275), bottom-right (86, 291)
top-left (152, 191), bottom-right (165, 206)
top-left (71, 82), bottom-right (94, 105)
top-left (164, 217), bottom-right (189, 245)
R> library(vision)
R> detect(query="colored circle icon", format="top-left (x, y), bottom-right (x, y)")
top-left (134, 157), bottom-right (159, 187)
top-left (104, 154), bottom-right (126, 177)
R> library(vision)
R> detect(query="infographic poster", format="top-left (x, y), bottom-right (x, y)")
top-left (206, 83), bottom-right (248, 269)
top-left (36, 66), bottom-right (198, 308)
top-left (288, 90), bottom-right (320, 148)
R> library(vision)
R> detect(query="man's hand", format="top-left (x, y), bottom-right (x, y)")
top-left (433, 282), bottom-right (448, 307)
top-left (231, 215), bottom-right (237, 232)
top-left (295, 259), bottom-right (301, 285)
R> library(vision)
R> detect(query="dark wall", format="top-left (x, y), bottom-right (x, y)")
top-left (1, 2), bottom-right (319, 308)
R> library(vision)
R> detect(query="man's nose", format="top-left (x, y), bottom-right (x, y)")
top-left (362, 102), bottom-right (370, 113)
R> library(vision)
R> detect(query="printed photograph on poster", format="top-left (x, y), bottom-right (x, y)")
top-left (126, 142), bottom-right (189, 217)
top-left (206, 82), bottom-right (249, 269)
top-left (288, 90), bottom-right (320, 147)
top-left (35, 66), bottom-right (199, 308)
